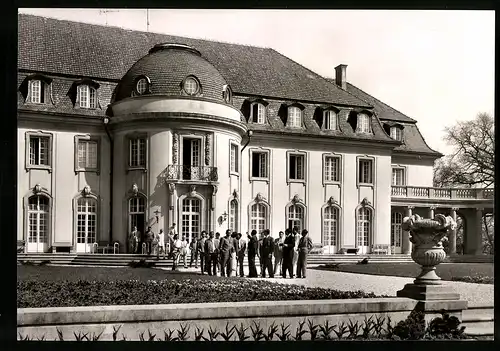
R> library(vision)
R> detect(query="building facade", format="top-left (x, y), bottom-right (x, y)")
top-left (18, 15), bottom-right (493, 255)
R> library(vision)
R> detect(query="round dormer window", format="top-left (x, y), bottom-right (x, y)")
top-left (183, 76), bottom-right (200, 95)
top-left (134, 76), bottom-right (151, 96)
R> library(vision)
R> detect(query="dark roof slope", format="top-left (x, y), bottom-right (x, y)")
top-left (326, 78), bottom-right (416, 123)
top-left (18, 14), bottom-right (370, 107)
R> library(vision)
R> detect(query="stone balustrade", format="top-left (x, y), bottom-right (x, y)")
top-left (391, 186), bottom-right (493, 200)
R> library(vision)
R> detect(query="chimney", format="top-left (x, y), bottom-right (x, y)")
top-left (334, 64), bottom-right (347, 90)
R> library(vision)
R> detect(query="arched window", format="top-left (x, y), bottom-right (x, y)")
top-left (77, 84), bottom-right (98, 109)
top-left (181, 197), bottom-right (201, 243)
top-left (287, 204), bottom-right (304, 231)
top-left (251, 102), bottom-right (266, 124)
top-left (229, 199), bottom-right (239, 232)
top-left (323, 110), bottom-right (338, 130)
top-left (27, 195), bottom-right (49, 252)
top-left (323, 206), bottom-right (339, 247)
top-left (288, 106), bottom-right (302, 128)
top-left (250, 203), bottom-right (267, 234)
top-left (129, 197), bottom-right (146, 234)
top-left (391, 212), bottom-right (403, 251)
top-left (356, 207), bottom-right (372, 250)
top-left (76, 197), bottom-right (97, 252)
top-left (357, 113), bottom-right (371, 133)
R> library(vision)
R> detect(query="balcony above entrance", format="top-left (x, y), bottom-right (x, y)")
top-left (166, 165), bottom-right (218, 183)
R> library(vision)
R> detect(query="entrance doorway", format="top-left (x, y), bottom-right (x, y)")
top-left (129, 197), bottom-right (146, 238)
top-left (356, 207), bottom-right (372, 254)
top-left (27, 195), bottom-right (49, 253)
top-left (391, 211), bottom-right (403, 254)
top-left (76, 197), bottom-right (97, 253)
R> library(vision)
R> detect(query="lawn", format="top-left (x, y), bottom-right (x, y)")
top-left (313, 262), bottom-right (494, 284)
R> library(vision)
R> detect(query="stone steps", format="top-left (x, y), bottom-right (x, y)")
top-left (462, 306), bottom-right (494, 336)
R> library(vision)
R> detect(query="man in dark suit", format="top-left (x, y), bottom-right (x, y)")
top-left (236, 232), bottom-right (247, 277)
top-left (247, 230), bottom-right (259, 278)
top-left (260, 229), bottom-right (275, 278)
top-left (197, 231), bottom-right (207, 275)
top-left (218, 229), bottom-right (233, 277)
top-left (296, 229), bottom-right (313, 278)
top-left (282, 228), bottom-right (296, 279)
top-left (204, 231), bottom-right (218, 276)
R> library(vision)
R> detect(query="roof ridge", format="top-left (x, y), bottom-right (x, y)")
top-left (18, 13), bottom-right (273, 51)
top-left (345, 80), bottom-right (417, 123)
top-left (268, 48), bottom-right (372, 108)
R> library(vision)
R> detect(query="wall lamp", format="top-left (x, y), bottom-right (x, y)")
top-left (154, 209), bottom-right (161, 224)
top-left (221, 211), bottom-right (228, 222)
top-left (241, 130), bottom-right (253, 152)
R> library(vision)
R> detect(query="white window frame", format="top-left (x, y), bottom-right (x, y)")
top-left (183, 76), bottom-right (200, 95)
top-left (323, 153), bottom-right (342, 184)
top-left (391, 211), bottom-right (403, 248)
top-left (286, 204), bottom-right (305, 232)
top-left (287, 151), bottom-right (307, 183)
top-left (356, 207), bottom-right (372, 248)
top-left (323, 110), bottom-right (338, 131)
top-left (128, 136), bottom-right (148, 171)
top-left (229, 141), bottom-right (239, 175)
top-left (323, 205), bottom-right (340, 247)
top-left (76, 197), bottom-right (98, 247)
top-left (287, 106), bottom-right (303, 128)
top-left (74, 135), bottom-right (100, 174)
top-left (249, 148), bottom-right (270, 181)
top-left (228, 199), bottom-right (239, 233)
top-left (250, 102), bottom-right (266, 124)
top-left (391, 166), bottom-right (406, 186)
top-left (357, 156), bottom-right (374, 186)
top-left (77, 84), bottom-right (98, 109)
top-left (249, 202), bottom-right (268, 234)
top-left (390, 126), bottom-right (403, 141)
top-left (29, 79), bottom-right (42, 104)
top-left (357, 113), bottom-right (371, 134)
top-left (25, 131), bottom-right (53, 172)
top-left (27, 195), bottom-right (50, 246)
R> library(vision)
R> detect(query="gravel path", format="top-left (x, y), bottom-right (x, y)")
top-left (252, 267), bottom-right (494, 307)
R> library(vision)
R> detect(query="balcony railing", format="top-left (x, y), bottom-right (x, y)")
top-left (391, 186), bottom-right (494, 200)
top-left (166, 165), bottom-right (218, 182)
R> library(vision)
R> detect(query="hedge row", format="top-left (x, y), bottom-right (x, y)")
top-left (18, 279), bottom-right (383, 308)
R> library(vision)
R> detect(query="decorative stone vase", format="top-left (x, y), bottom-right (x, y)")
top-left (402, 213), bottom-right (456, 285)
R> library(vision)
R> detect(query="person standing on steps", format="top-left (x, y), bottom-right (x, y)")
top-left (156, 229), bottom-right (166, 260)
top-left (282, 229), bottom-right (296, 279)
top-left (236, 232), bottom-right (247, 277)
top-left (215, 232), bottom-right (221, 273)
top-left (291, 226), bottom-right (300, 277)
top-left (296, 229), bottom-right (313, 279)
top-left (218, 229), bottom-right (233, 277)
top-left (180, 235), bottom-right (188, 268)
top-left (204, 231), bottom-right (218, 276)
top-left (129, 226), bottom-right (139, 254)
top-left (247, 230), bottom-right (259, 278)
top-left (167, 223), bottom-right (177, 258)
top-left (189, 234), bottom-right (198, 268)
top-left (145, 226), bottom-right (154, 256)
top-left (260, 229), bottom-right (275, 278)
top-left (171, 234), bottom-right (182, 271)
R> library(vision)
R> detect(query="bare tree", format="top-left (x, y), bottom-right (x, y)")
top-left (434, 113), bottom-right (494, 255)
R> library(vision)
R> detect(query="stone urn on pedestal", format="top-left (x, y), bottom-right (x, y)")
top-left (397, 213), bottom-right (461, 300)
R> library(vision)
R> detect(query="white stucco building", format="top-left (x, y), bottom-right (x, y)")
top-left (18, 14), bottom-right (493, 255)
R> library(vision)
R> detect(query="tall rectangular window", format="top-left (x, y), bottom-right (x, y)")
top-left (358, 159), bottom-right (373, 184)
top-left (230, 143), bottom-right (239, 173)
top-left (78, 85), bottom-right (97, 109)
top-left (289, 154), bottom-right (305, 180)
top-left (288, 107), bottom-right (302, 128)
top-left (29, 136), bottom-right (50, 166)
top-left (30, 80), bottom-right (41, 103)
top-left (392, 167), bottom-right (405, 186)
top-left (78, 140), bottom-right (98, 170)
top-left (357, 114), bottom-right (371, 133)
top-left (324, 156), bottom-right (340, 182)
top-left (129, 138), bottom-right (146, 167)
top-left (251, 151), bottom-right (268, 178)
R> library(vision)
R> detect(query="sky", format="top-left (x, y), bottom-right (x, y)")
top-left (18, 9), bottom-right (495, 156)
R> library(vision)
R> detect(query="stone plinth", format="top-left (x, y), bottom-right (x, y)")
top-left (397, 284), bottom-right (460, 301)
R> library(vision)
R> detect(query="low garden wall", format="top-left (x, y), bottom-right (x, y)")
top-left (18, 297), bottom-right (468, 340)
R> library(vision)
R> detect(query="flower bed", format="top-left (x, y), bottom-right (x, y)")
top-left (451, 275), bottom-right (494, 284)
top-left (18, 279), bottom-right (382, 308)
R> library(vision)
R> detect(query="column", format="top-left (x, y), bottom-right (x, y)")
top-left (449, 207), bottom-right (458, 255)
top-left (474, 208), bottom-right (484, 256)
top-left (402, 206), bottom-right (414, 255)
top-left (428, 206), bottom-right (436, 219)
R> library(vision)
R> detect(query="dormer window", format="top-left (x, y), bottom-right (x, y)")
top-left (323, 110), bottom-right (338, 130)
top-left (251, 102), bottom-right (266, 124)
top-left (77, 84), bottom-right (98, 109)
top-left (357, 113), bottom-right (371, 133)
top-left (390, 126), bottom-right (403, 141)
top-left (223, 85), bottom-right (232, 104)
top-left (183, 76), bottom-right (200, 96)
top-left (288, 106), bottom-right (302, 128)
top-left (20, 75), bottom-right (52, 104)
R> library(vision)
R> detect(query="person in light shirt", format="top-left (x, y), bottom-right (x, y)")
top-left (236, 232), bottom-right (247, 277)
top-left (156, 229), bottom-right (166, 260)
top-left (179, 235), bottom-right (188, 268)
top-left (171, 234), bottom-right (182, 271)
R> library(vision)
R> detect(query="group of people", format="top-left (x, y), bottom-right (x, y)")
top-left (128, 224), bottom-right (314, 279)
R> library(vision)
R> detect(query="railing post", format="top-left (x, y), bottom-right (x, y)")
top-left (428, 188), bottom-right (435, 198)
top-left (476, 189), bottom-right (484, 199)
top-left (450, 189), bottom-right (457, 199)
